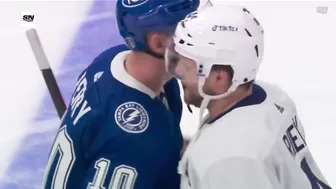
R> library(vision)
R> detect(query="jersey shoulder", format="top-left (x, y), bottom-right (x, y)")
top-left (230, 81), bottom-right (299, 136)
top-left (62, 44), bottom-right (168, 156)
top-left (190, 82), bottom-right (300, 175)
top-left (256, 81), bottom-right (297, 112)
top-left (63, 44), bottom-right (130, 126)
top-left (79, 44), bottom-right (129, 88)
top-left (67, 42), bottom-right (181, 131)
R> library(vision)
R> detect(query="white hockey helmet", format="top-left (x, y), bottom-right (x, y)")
top-left (165, 4), bottom-right (264, 122)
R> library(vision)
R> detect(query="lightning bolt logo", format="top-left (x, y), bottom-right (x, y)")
top-left (115, 102), bottom-right (149, 133)
top-left (123, 109), bottom-right (140, 125)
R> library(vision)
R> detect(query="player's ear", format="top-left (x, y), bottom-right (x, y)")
top-left (212, 69), bottom-right (224, 82)
top-left (146, 31), bottom-right (166, 55)
top-left (213, 69), bottom-right (231, 94)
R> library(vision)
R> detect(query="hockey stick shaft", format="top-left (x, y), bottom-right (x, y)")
top-left (26, 29), bottom-right (66, 118)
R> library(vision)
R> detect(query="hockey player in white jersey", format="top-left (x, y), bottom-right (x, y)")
top-left (165, 4), bottom-right (332, 189)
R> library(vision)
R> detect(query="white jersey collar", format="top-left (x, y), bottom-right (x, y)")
top-left (110, 50), bottom-right (157, 99)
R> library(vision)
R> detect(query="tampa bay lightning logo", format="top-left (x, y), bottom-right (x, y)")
top-left (115, 102), bottom-right (149, 133)
top-left (122, 0), bottom-right (148, 8)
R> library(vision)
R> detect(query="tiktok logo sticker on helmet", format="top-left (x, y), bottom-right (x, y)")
top-left (122, 0), bottom-right (148, 8)
top-left (115, 102), bottom-right (149, 133)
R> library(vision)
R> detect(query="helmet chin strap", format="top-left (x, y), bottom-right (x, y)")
top-left (178, 81), bottom-right (239, 176)
top-left (197, 82), bottom-right (239, 128)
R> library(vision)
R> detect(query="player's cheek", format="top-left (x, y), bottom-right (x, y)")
top-left (174, 62), bottom-right (185, 78)
top-left (183, 86), bottom-right (189, 97)
top-left (182, 86), bottom-right (192, 102)
top-left (184, 83), bottom-right (196, 99)
top-left (186, 66), bottom-right (198, 85)
top-left (183, 92), bottom-right (193, 105)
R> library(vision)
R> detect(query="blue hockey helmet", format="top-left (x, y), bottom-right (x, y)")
top-left (116, 0), bottom-right (200, 52)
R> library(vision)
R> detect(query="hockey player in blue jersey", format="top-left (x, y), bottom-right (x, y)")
top-left (42, 0), bottom-right (199, 188)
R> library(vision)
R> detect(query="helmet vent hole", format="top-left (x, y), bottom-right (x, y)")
top-left (253, 18), bottom-right (260, 25)
top-left (181, 21), bottom-right (186, 28)
top-left (243, 8), bottom-right (250, 14)
top-left (179, 39), bottom-right (185, 44)
top-left (187, 43), bottom-right (193, 46)
top-left (187, 33), bottom-right (192, 38)
top-left (254, 45), bottom-right (259, 57)
top-left (245, 28), bottom-right (252, 37)
top-left (209, 42), bottom-right (215, 45)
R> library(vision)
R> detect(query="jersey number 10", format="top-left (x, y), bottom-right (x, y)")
top-left (42, 125), bottom-right (137, 189)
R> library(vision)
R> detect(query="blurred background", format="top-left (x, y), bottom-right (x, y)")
top-left (0, 1), bottom-right (335, 188)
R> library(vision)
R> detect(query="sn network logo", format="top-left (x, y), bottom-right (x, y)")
top-left (21, 12), bottom-right (36, 26)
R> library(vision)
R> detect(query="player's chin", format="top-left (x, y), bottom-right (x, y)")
top-left (183, 90), bottom-right (201, 107)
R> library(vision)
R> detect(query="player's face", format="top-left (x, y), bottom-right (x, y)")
top-left (165, 39), bottom-right (203, 106)
top-left (178, 56), bottom-right (203, 107)
top-left (165, 48), bottom-right (202, 106)
top-left (202, 68), bottom-right (233, 98)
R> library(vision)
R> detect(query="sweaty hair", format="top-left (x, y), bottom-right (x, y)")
top-left (210, 64), bottom-right (254, 90)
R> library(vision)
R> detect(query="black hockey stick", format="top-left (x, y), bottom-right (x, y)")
top-left (26, 29), bottom-right (66, 119)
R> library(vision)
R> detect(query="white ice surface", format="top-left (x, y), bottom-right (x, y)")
top-left (0, 0), bottom-right (94, 180)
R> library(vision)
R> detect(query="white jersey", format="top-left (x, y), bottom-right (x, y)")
top-left (179, 81), bottom-right (331, 189)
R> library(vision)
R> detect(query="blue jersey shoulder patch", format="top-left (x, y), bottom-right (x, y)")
top-left (115, 101), bottom-right (149, 133)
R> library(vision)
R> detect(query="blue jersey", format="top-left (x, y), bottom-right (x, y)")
top-left (42, 45), bottom-right (183, 189)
